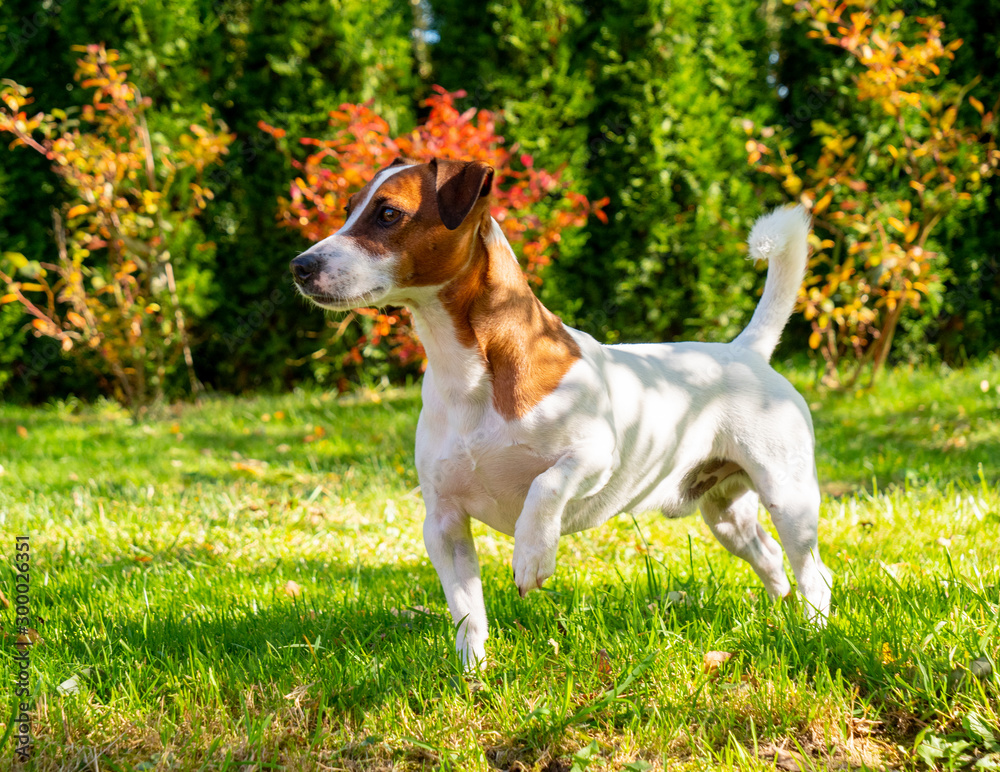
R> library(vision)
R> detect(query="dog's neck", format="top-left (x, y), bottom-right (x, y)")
top-left (407, 285), bottom-right (492, 420)
top-left (406, 217), bottom-right (580, 424)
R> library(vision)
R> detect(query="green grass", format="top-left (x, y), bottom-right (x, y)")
top-left (1, 361), bottom-right (999, 771)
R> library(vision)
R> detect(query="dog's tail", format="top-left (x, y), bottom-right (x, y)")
top-left (732, 205), bottom-right (811, 361)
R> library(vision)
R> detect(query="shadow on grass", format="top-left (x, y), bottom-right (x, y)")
top-left (38, 545), bottom-right (995, 772)
top-left (55, 559), bottom-right (456, 715)
top-left (52, 550), bottom-right (972, 717)
top-left (813, 402), bottom-right (999, 495)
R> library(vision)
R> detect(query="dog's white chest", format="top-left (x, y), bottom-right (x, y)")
top-left (429, 431), bottom-right (554, 536)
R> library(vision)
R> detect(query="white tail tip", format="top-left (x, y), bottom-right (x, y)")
top-left (748, 205), bottom-right (811, 264)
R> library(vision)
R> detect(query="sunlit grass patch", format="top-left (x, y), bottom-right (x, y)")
top-left (1, 362), bottom-right (998, 770)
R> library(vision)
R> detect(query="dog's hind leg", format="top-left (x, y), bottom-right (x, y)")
top-left (701, 485), bottom-right (791, 600)
top-left (753, 472), bottom-right (832, 622)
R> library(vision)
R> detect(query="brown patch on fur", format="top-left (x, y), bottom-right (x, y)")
top-left (344, 164), bottom-right (483, 287)
top-left (437, 237), bottom-right (488, 348)
top-left (344, 167), bottom-right (428, 259)
top-left (467, 222), bottom-right (581, 420)
top-left (429, 205), bottom-right (581, 418)
top-left (433, 159), bottom-right (494, 230)
top-left (683, 459), bottom-right (745, 500)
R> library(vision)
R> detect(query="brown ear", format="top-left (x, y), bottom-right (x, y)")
top-left (432, 159), bottom-right (494, 231)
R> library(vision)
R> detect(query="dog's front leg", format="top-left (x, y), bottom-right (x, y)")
top-left (423, 507), bottom-right (489, 669)
top-left (513, 450), bottom-right (611, 598)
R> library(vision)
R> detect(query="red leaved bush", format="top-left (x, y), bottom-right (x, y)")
top-left (262, 86), bottom-right (607, 370)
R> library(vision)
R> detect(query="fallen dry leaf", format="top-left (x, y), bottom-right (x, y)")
top-left (284, 681), bottom-right (313, 703)
top-left (232, 459), bottom-right (268, 476)
top-left (596, 648), bottom-right (613, 677)
top-left (773, 748), bottom-right (811, 771)
top-left (16, 425), bottom-right (28, 439)
top-left (284, 580), bottom-right (303, 598)
top-left (16, 628), bottom-right (43, 651)
top-left (57, 668), bottom-right (92, 696)
top-left (945, 435), bottom-right (968, 450)
top-left (703, 650), bottom-right (733, 675)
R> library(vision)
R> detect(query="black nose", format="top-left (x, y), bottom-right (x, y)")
top-left (290, 254), bottom-right (318, 283)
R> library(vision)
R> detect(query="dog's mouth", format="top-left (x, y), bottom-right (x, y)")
top-left (297, 287), bottom-right (388, 311)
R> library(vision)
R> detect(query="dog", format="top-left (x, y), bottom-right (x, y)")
top-left (290, 158), bottom-right (832, 668)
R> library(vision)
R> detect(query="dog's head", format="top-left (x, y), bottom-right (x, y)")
top-left (289, 158), bottom-right (494, 310)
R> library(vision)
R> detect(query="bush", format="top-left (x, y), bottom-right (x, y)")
top-left (430, 0), bottom-right (784, 346)
top-left (0, 0), bottom-right (421, 397)
top-left (0, 45), bottom-right (233, 416)
top-left (776, 0), bottom-right (1000, 366)
top-left (749, 1), bottom-right (999, 387)
top-left (0, 0), bottom-right (996, 404)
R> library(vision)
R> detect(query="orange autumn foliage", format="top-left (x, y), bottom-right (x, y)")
top-left (746, 1), bottom-right (999, 387)
top-left (0, 45), bottom-right (232, 414)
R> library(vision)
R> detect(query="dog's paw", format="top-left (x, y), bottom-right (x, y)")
top-left (461, 650), bottom-right (488, 673)
top-left (512, 538), bottom-right (558, 597)
top-left (456, 625), bottom-right (488, 671)
top-left (458, 641), bottom-right (488, 672)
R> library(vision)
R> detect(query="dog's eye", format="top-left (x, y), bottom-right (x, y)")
top-left (378, 206), bottom-right (401, 225)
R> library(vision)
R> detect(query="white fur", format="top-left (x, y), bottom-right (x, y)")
top-left (734, 206), bottom-right (811, 359)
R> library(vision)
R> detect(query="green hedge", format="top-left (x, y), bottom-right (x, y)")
top-left (775, 0), bottom-right (1000, 364)
top-left (1, 0), bottom-right (996, 403)
top-left (430, 0), bottom-right (784, 346)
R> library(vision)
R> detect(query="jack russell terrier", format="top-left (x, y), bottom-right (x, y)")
top-left (290, 158), bottom-right (832, 668)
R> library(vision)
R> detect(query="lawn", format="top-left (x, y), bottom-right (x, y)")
top-left (1, 360), bottom-right (999, 771)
